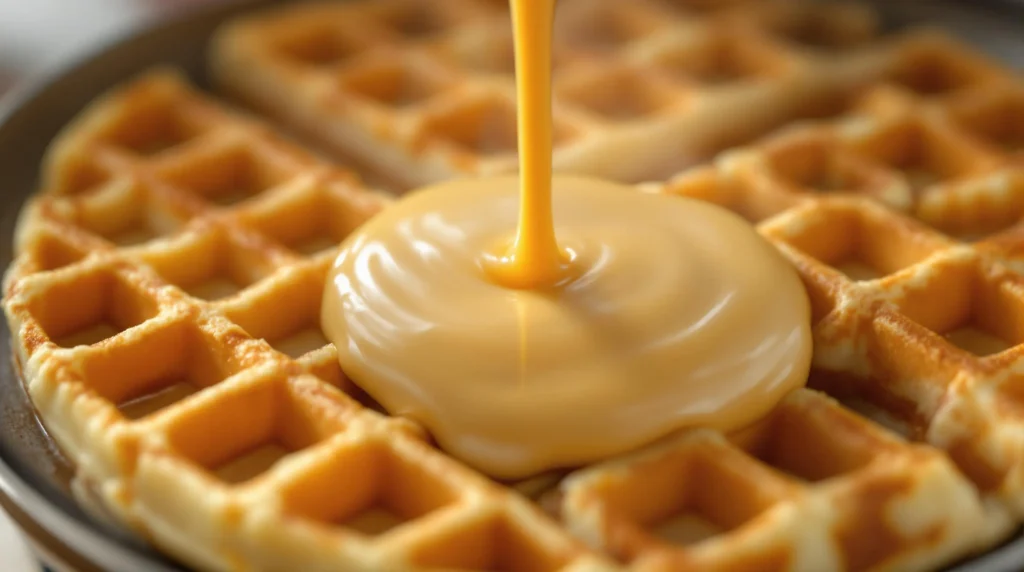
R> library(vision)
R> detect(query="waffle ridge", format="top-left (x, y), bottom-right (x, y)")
top-left (5, 0), bottom-right (1024, 571)
top-left (210, 0), bottom-right (947, 188)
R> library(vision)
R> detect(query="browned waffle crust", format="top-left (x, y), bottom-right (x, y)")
top-left (4, 0), bottom-right (1024, 570)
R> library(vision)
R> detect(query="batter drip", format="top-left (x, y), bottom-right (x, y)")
top-left (322, 0), bottom-right (812, 479)
top-left (488, 0), bottom-right (565, 290)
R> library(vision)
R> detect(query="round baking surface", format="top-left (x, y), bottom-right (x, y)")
top-left (0, 1), bottom-right (1023, 571)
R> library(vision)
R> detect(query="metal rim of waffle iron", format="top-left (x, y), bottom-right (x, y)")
top-left (1, 0), bottom-right (1024, 571)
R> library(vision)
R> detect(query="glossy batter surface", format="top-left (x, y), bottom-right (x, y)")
top-left (323, 175), bottom-right (812, 478)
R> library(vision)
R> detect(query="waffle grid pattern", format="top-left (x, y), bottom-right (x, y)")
top-left (5, 0), bottom-right (1024, 571)
top-left (648, 70), bottom-right (1024, 509)
top-left (210, 0), bottom-right (931, 189)
top-left (4, 71), bottom-right (626, 572)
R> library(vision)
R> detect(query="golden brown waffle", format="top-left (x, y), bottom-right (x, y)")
top-left (3, 70), bottom-right (619, 572)
top-left (6, 2), bottom-right (1024, 572)
top-left (210, 0), bottom-right (923, 188)
top-left (645, 74), bottom-right (1024, 521)
top-left (562, 389), bottom-right (1007, 571)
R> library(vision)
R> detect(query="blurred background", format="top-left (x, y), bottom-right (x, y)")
top-left (0, 0), bottom-right (218, 98)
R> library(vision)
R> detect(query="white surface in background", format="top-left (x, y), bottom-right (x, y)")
top-left (0, 0), bottom-right (151, 74)
top-left (0, 508), bottom-right (37, 571)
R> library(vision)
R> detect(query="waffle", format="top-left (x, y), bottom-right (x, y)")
top-left (5, 1), bottom-right (1024, 571)
top-left (210, 0), bottom-right (919, 188)
top-left (2, 69), bottom-right (614, 572)
top-left (649, 77), bottom-right (1024, 519)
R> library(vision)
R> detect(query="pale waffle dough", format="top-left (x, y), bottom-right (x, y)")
top-left (209, 0), bottom-right (928, 188)
top-left (4, 5), bottom-right (1024, 572)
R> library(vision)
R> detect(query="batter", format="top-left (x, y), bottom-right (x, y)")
top-left (322, 0), bottom-right (812, 479)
